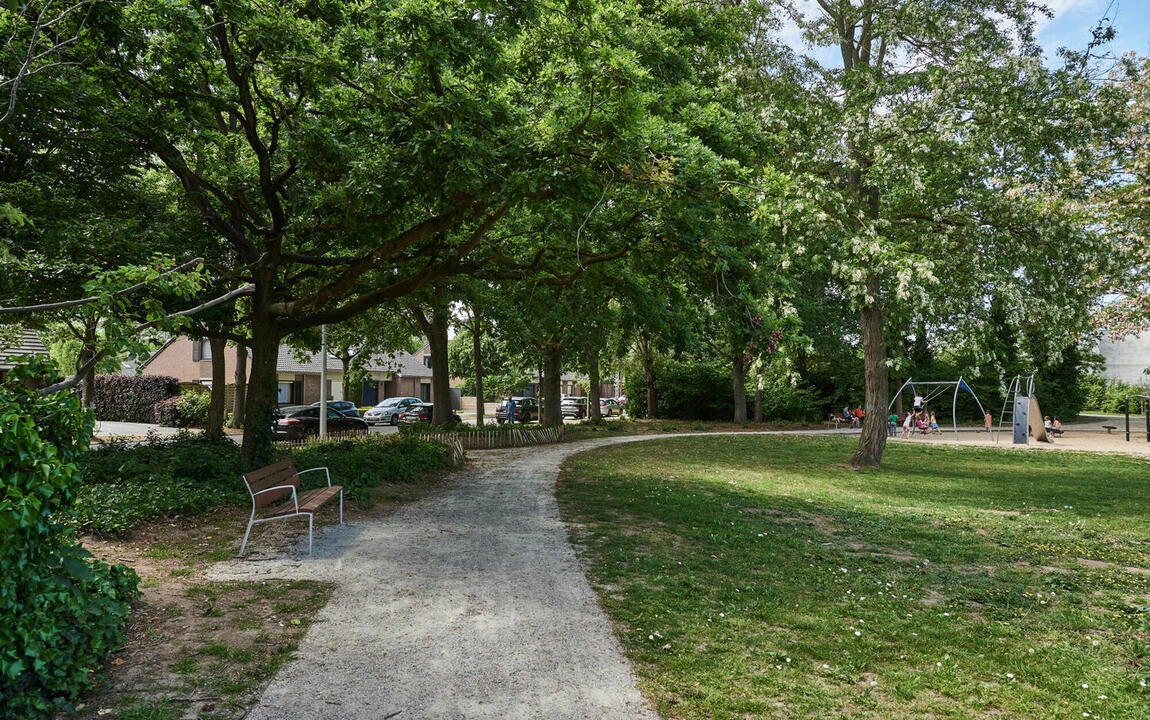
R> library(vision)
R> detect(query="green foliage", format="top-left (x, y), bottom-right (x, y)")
top-left (93, 374), bottom-right (180, 423)
top-left (290, 436), bottom-right (451, 503)
top-left (0, 358), bottom-right (138, 719)
top-left (1080, 375), bottom-right (1150, 413)
top-left (154, 389), bottom-right (211, 428)
top-left (757, 362), bottom-right (823, 422)
top-left (72, 432), bottom-right (246, 536)
top-left (625, 357), bottom-right (735, 421)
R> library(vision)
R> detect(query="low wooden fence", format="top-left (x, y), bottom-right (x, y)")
top-left (274, 425), bottom-right (562, 461)
top-left (414, 425), bottom-right (564, 451)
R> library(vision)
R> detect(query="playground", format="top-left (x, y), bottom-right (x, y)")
top-left (887, 412), bottom-right (1150, 455)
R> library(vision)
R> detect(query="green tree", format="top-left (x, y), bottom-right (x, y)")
top-left (775, 0), bottom-right (1123, 465)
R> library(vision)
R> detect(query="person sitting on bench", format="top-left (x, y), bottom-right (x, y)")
top-left (1050, 416), bottom-right (1065, 437)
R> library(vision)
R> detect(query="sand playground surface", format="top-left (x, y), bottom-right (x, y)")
top-left (884, 413), bottom-right (1150, 458)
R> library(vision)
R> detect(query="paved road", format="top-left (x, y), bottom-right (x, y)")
top-left (207, 436), bottom-right (665, 720)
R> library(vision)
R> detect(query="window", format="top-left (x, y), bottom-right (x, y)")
top-left (423, 355), bottom-right (432, 369)
top-left (276, 382), bottom-right (293, 404)
top-left (192, 339), bottom-right (212, 361)
top-left (420, 383), bottom-right (431, 402)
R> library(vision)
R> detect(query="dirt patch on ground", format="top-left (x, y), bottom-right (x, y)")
top-left (1077, 557), bottom-right (1150, 576)
top-left (63, 476), bottom-right (452, 720)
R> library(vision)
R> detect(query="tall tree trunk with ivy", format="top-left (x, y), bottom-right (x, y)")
top-left (207, 337), bottom-right (227, 438)
top-left (229, 343), bottom-right (247, 429)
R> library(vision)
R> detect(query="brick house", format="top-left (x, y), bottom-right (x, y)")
top-left (0, 329), bottom-right (49, 383)
top-left (359, 343), bottom-right (460, 409)
top-left (138, 337), bottom-right (343, 409)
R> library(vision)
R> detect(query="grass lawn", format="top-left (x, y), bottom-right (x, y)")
top-left (557, 435), bottom-right (1150, 720)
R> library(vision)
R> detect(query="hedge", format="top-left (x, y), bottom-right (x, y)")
top-left (154, 390), bottom-right (210, 428)
top-left (93, 374), bottom-right (180, 423)
top-left (1, 358), bottom-right (138, 719)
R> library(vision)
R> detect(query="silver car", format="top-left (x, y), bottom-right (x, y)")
top-left (362, 396), bottom-right (422, 426)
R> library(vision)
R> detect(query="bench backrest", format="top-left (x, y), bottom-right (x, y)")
top-left (243, 459), bottom-right (299, 509)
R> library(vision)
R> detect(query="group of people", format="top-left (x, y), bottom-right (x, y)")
top-left (894, 408), bottom-right (941, 437)
top-left (1044, 415), bottom-right (1065, 437)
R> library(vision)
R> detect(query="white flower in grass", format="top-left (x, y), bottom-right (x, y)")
top-left (855, 631), bottom-right (861, 637)
top-left (1006, 673), bottom-right (1014, 679)
top-left (822, 664), bottom-right (829, 669)
top-left (1082, 684), bottom-right (1089, 689)
top-left (870, 681), bottom-right (877, 686)
top-left (1098, 695), bottom-right (1107, 700)
top-left (785, 658), bottom-right (791, 663)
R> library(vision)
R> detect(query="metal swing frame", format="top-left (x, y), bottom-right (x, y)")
top-left (888, 377), bottom-right (989, 441)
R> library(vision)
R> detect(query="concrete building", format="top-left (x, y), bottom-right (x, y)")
top-left (1096, 332), bottom-right (1150, 386)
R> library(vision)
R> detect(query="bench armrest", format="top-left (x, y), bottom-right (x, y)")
top-left (253, 484), bottom-right (299, 512)
top-left (296, 466), bottom-right (332, 487)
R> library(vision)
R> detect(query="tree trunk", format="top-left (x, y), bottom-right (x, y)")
top-left (79, 321), bottom-right (97, 408)
top-left (586, 345), bottom-right (601, 421)
top-left (472, 310), bottom-right (485, 426)
top-left (850, 275), bottom-right (889, 467)
top-left (754, 362), bottom-right (763, 423)
top-left (732, 350), bottom-right (748, 423)
top-left (640, 337), bottom-right (657, 418)
top-left (241, 320), bottom-right (280, 467)
top-left (207, 337), bottom-right (227, 438)
top-left (411, 304), bottom-right (454, 425)
top-left (230, 343), bottom-right (247, 429)
top-left (542, 345), bottom-right (563, 427)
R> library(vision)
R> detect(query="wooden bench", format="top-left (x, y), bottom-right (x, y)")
top-left (240, 459), bottom-right (343, 556)
top-left (1102, 425), bottom-right (1117, 435)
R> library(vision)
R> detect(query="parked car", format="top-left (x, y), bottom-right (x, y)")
top-left (362, 396), bottom-right (422, 425)
top-left (561, 396), bottom-right (587, 419)
top-left (398, 402), bottom-right (462, 425)
top-left (495, 396), bottom-right (538, 424)
top-left (273, 405), bottom-right (369, 440)
top-left (310, 400), bottom-right (361, 418)
top-left (599, 398), bottom-right (622, 417)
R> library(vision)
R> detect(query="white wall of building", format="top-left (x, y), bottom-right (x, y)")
top-left (1096, 332), bottom-right (1150, 386)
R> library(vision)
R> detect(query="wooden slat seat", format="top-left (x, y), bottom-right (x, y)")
top-left (266, 486), bottom-right (343, 518)
top-left (239, 460), bottom-right (343, 556)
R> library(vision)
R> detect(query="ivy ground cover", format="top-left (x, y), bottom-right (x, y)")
top-left (557, 436), bottom-right (1150, 719)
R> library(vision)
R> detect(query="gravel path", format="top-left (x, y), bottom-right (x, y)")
top-left (207, 435), bottom-right (667, 720)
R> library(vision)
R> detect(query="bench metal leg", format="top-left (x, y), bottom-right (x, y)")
top-left (240, 519), bottom-right (254, 557)
top-left (339, 490), bottom-right (344, 526)
top-left (308, 513), bottom-right (314, 555)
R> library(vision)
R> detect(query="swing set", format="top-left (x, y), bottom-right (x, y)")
top-left (888, 377), bottom-right (989, 441)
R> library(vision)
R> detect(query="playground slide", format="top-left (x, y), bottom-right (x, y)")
top-left (1030, 396), bottom-right (1050, 442)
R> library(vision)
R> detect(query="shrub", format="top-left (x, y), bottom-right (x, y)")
top-left (93, 374), bottom-right (180, 423)
top-left (1079, 374), bottom-right (1150, 414)
top-left (1, 358), bottom-right (138, 718)
top-left (73, 432), bottom-right (246, 536)
top-left (625, 358), bottom-right (734, 421)
top-left (291, 435), bottom-right (451, 502)
top-left (154, 390), bottom-right (210, 428)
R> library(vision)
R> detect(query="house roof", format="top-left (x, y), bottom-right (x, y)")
top-left (0, 330), bottom-right (48, 370)
top-left (277, 345), bottom-right (344, 373)
top-left (363, 343), bottom-right (431, 377)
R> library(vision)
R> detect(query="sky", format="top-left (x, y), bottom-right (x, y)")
top-left (782, 0), bottom-right (1150, 67)
top-left (1036, 0), bottom-right (1150, 61)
